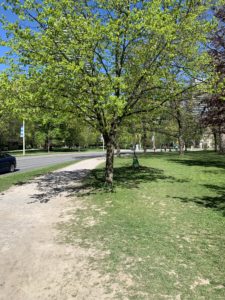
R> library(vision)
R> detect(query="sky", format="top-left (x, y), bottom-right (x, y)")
top-left (0, 3), bottom-right (17, 71)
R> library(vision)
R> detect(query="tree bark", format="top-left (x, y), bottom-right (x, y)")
top-left (103, 129), bottom-right (117, 186)
top-left (212, 129), bottom-right (218, 152)
top-left (175, 107), bottom-right (185, 155)
top-left (116, 142), bottom-right (120, 157)
top-left (142, 121), bottom-right (147, 154)
top-left (219, 131), bottom-right (225, 153)
top-left (178, 134), bottom-right (184, 155)
top-left (47, 134), bottom-right (51, 153)
top-left (105, 138), bottom-right (115, 185)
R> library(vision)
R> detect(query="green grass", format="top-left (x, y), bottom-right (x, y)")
top-left (0, 160), bottom-right (79, 192)
top-left (59, 151), bottom-right (225, 299)
top-left (6, 147), bottom-right (103, 156)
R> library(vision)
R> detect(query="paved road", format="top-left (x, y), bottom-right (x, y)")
top-left (14, 152), bottom-right (106, 173)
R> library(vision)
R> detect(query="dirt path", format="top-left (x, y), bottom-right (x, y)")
top-left (0, 158), bottom-right (119, 300)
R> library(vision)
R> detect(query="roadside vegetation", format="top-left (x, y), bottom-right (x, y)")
top-left (0, 160), bottom-right (79, 193)
top-left (6, 147), bottom-right (103, 157)
top-left (0, 1), bottom-right (224, 298)
top-left (59, 152), bottom-right (225, 299)
top-left (2, 0), bottom-right (222, 185)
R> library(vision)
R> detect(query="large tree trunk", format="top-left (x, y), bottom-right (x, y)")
top-left (178, 135), bottom-right (184, 155)
top-left (104, 132), bottom-right (116, 186)
top-left (105, 139), bottom-right (114, 185)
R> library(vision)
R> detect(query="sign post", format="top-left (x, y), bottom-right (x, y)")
top-left (20, 120), bottom-right (25, 156)
top-left (152, 133), bottom-right (156, 152)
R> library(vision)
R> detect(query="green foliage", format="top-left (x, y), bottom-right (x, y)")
top-left (1, 0), bottom-right (217, 136)
top-left (1, 0), bottom-right (220, 181)
top-left (157, 95), bottom-right (203, 148)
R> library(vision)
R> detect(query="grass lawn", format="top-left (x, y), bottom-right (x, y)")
top-left (0, 160), bottom-right (78, 193)
top-left (6, 147), bottom-right (103, 157)
top-left (60, 151), bottom-right (225, 299)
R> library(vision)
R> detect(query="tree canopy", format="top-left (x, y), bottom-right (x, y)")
top-left (1, 0), bottom-right (218, 183)
top-left (201, 5), bottom-right (225, 152)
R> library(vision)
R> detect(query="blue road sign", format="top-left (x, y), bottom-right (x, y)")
top-left (20, 126), bottom-right (24, 138)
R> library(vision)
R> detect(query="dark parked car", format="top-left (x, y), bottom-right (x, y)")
top-left (0, 153), bottom-right (17, 173)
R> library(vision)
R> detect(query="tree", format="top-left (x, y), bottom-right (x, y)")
top-left (0, 76), bottom-right (20, 150)
top-left (166, 95), bottom-right (202, 155)
top-left (62, 117), bottom-right (99, 149)
top-left (1, 0), bottom-right (216, 184)
top-left (202, 5), bottom-right (225, 152)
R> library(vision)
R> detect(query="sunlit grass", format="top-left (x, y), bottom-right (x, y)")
top-left (60, 152), bottom-right (225, 299)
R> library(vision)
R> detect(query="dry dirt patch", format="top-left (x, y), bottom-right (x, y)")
top-left (0, 158), bottom-right (124, 300)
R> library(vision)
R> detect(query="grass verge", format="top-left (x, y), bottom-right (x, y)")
top-left (59, 151), bottom-right (225, 299)
top-left (6, 148), bottom-right (103, 157)
top-left (0, 160), bottom-right (79, 193)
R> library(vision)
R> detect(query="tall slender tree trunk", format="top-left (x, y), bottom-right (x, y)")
top-left (177, 119), bottom-right (184, 155)
top-left (116, 142), bottom-right (120, 157)
top-left (212, 129), bottom-right (218, 152)
top-left (219, 131), bottom-right (225, 154)
top-left (152, 132), bottom-right (156, 152)
top-left (44, 135), bottom-right (50, 152)
top-left (47, 133), bottom-right (51, 153)
top-left (176, 107), bottom-right (184, 155)
top-left (142, 120), bottom-right (147, 154)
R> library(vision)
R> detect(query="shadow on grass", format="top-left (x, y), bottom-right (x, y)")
top-left (88, 165), bottom-right (189, 191)
top-left (203, 170), bottom-right (225, 175)
top-left (173, 184), bottom-right (225, 215)
top-left (168, 158), bottom-right (225, 170)
top-left (28, 165), bottom-right (188, 203)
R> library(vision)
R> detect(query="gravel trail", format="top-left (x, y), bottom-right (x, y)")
top-left (0, 158), bottom-right (120, 300)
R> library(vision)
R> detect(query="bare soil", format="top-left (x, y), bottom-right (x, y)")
top-left (0, 158), bottom-right (120, 300)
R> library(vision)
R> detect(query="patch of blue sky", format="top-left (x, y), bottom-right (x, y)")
top-left (0, 2), bottom-right (19, 71)
top-left (0, 2), bottom-right (41, 71)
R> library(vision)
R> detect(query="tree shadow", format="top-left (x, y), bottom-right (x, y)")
top-left (172, 184), bottom-right (225, 215)
top-left (28, 165), bottom-right (189, 203)
top-left (168, 158), bottom-right (225, 170)
top-left (203, 170), bottom-right (225, 175)
top-left (15, 181), bottom-right (28, 186)
top-left (87, 165), bottom-right (189, 191)
top-left (28, 169), bottom-right (90, 203)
